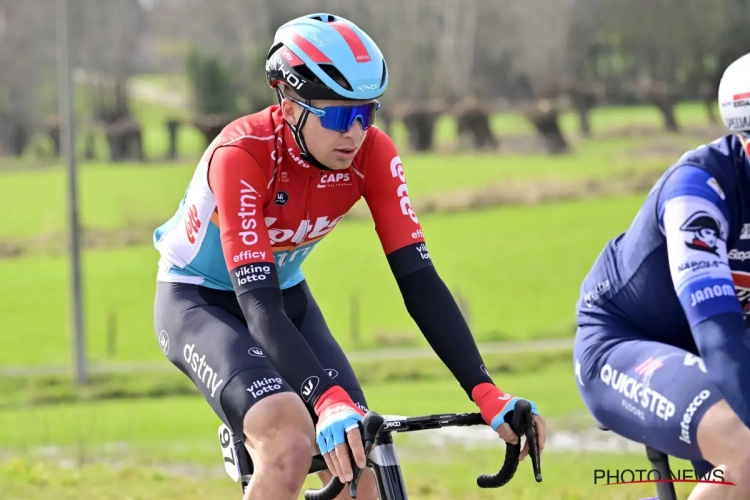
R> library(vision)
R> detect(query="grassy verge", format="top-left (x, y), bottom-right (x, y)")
top-left (0, 451), bottom-right (699, 500)
top-left (0, 349), bottom-right (572, 408)
top-left (1, 352), bottom-right (580, 454)
top-left (0, 350), bottom-right (703, 499)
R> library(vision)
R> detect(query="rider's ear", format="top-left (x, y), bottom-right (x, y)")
top-left (282, 101), bottom-right (298, 127)
top-left (279, 90), bottom-right (299, 127)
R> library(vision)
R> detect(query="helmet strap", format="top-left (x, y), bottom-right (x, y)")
top-left (277, 89), bottom-right (332, 171)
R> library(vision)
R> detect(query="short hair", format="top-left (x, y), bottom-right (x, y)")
top-left (279, 83), bottom-right (302, 101)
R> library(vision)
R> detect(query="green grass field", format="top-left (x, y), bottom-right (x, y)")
top-left (0, 353), bottom-right (700, 500)
top-left (0, 133), bottom-right (685, 241)
top-left (1, 109), bottom-right (683, 367)
top-left (0, 96), bottom-right (725, 499)
top-left (0, 444), bottom-right (700, 500)
top-left (0, 453), bottom-right (699, 500)
top-left (0, 194), bottom-right (647, 367)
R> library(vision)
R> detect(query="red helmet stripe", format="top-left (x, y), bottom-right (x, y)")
top-left (291, 33), bottom-right (331, 64)
top-left (329, 22), bottom-right (371, 63)
top-left (281, 47), bottom-right (305, 67)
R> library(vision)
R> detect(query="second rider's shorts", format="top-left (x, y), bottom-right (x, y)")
top-left (574, 321), bottom-right (722, 477)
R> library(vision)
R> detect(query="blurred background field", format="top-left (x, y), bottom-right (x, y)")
top-left (1, 0), bottom-right (745, 498)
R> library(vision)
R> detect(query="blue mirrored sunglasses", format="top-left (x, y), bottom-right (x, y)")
top-left (286, 95), bottom-right (380, 132)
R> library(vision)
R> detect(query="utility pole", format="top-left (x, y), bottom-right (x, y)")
top-left (56, 0), bottom-right (87, 385)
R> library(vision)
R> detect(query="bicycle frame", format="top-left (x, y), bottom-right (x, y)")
top-left (227, 430), bottom-right (408, 499)
top-left (596, 422), bottom-right (677, 500)
top-left (361, 430), bottom-right (408, 500)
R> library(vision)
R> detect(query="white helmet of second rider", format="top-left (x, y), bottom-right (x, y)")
top-left (719, 53), bottom-right (750, 133)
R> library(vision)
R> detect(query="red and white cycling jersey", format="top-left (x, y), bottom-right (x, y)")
top-left (153, 105), bottom-right (431, 292)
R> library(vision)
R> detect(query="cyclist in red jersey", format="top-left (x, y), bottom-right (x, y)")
top-left (153, 13), bottom-right (546, 500)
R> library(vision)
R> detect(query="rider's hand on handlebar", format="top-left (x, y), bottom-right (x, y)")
top-left (472, 383), bottom-right (546, 460)
top-left (313, 386), bottom-right (367, 483)
top-left (502, 413), bottom-right (546, 462)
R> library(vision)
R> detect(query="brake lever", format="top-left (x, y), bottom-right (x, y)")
top-left (303, 412), bottom-right (384, 500)
top-left (476, 399), bottom-right (542, 488)
top-left (510, 399), bottom-right (542, 482)
top-left (347, 412), bottom-right (384, 498)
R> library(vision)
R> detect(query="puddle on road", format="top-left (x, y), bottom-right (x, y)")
top-left (410, 425), bottom-right (643, 453)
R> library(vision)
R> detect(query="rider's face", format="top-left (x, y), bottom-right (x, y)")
top-left (284, 97), bottom-right (371, 170)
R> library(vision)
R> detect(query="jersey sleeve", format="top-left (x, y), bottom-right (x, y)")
top-left (361, 130), bottom-right (433, 279)
top-left (207, 144), bottom-right (339, 408)
top-left (658, 165), bottom-right (742, 326)
top-left (362, 130), bottom-right (495, 399)
top-left (207, 145), bottom-right (281, 293)
top-left (660, 165), bottom-right (750, 431)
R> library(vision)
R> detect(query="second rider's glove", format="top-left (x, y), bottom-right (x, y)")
top-left (471, 382), bottom-right (540, 432)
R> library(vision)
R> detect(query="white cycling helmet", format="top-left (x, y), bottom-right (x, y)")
top-left (719, 53), bottom-right (750, 132)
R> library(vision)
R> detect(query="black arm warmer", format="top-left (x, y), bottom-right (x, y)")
top-left (395, 265), bottom-right (494, 399)
top-left (237, 286), bottom-right (336, 409)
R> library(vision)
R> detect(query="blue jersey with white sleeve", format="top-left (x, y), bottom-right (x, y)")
top-left (659, 165), bottom-right (739, 326)
top-left (576, 134), bottom-right (750, 429)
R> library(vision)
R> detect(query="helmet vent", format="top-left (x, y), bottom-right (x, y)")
top-left (293, 64), bottom-right (319, 84)
top-left (319, 64), bottom-right (352, 91)
top-left (310, 14), bottom-right (337, 23)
